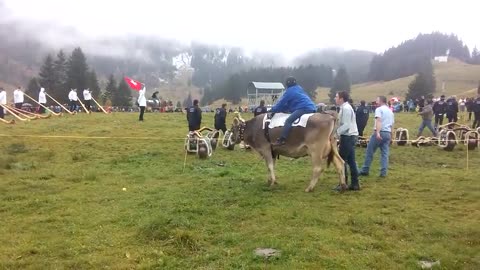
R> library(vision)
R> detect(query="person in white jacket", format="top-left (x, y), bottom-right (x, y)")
top-left (68, 89), bottom-right (78, 112)
top-left (0, 88), bottom-right (6, 119)
top-left (38, 88), bottom-right (47, 113)
top-left (13, 87), bottom-right (24, 109)
top-left (83, 88), bottom-right (92, 112)
top-left (137, 86), bottom-right (146, 121)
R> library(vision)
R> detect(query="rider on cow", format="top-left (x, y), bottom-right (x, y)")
top-left (151, 91), bottom-right (160, 104)
top-left (270, 77), bottom-right (317, 146)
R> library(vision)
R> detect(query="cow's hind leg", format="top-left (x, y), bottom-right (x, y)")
top-left (264, 154), bottom-right (277, 186)
top-left (305, 151), bottom-right (324, 192)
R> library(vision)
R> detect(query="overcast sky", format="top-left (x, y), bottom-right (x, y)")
top-left (3, 0), bottom-right (479, 58)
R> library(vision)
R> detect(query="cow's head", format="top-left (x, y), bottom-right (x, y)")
top-left (231, 113), bottom-right (246, 144)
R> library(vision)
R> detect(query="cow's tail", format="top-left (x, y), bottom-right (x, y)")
top-left (327, 117), bottom-right (337, 168)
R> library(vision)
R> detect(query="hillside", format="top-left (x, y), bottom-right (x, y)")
top-left (206, 59), bottom-right (480, 108)
top-left (316, 58), bottom-right (480, 103)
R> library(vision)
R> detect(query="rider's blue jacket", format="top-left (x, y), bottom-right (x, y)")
top-left (270, 84), bottom-right (316, 113)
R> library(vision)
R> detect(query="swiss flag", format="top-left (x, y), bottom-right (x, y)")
top-left (124, 76), bottom-right (144, 91)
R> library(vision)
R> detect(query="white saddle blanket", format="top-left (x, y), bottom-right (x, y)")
top-left (263, 113), bottom-right (314, 129)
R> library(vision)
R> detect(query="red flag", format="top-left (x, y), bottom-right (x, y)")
top-left (124, 76), bottom-right (144, 91)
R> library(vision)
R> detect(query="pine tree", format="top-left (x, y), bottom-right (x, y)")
top-left (87, 70), bottom-right (101, 99)
top-left (183, 92), bottom-right (192, 107)
top-left (112, 78), bottom-right (132, 106)
top-left (103, 74), bottom-right (116, 105)
top-left (406, 63), bottom-right (436, 100)
top-left (329, 67), bottom-right (351, 103)
top-left (39, 54), bottom-right (56, 94)
top-left (26, 77), bottom-right (40, 99)
top-left (471, 47), bottom-right (480, 64)
top-left (66, 48), bottom-right (89, 101)
top-left (53, 50), bottom-right (68, 100)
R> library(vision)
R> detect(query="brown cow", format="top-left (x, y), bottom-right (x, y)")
top-left (232, 112), bottom-right (347, 192)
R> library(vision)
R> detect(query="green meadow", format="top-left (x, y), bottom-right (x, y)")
top-left (0, 112), bottom-right (478, 269)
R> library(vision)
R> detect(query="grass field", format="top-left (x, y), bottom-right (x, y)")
top-left (0, 112), bottom-right (479, 269)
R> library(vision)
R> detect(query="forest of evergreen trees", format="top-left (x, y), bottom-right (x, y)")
top-left (28, 48), bottom-right (131, 106)
top-left (368, 32), bottom-right (471, 81)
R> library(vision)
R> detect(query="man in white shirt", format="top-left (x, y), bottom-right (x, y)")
top-left (13, 87), bottom-right (24, 109)
top-left (0, 88), bottom-right (6, 119)
top-left (359, 96), bottom-right (395, 178)
top-left (38, 88), bottom-right (47, 114)
top-left (83, 88), bottom-right (92, 112)
top-left (137, 86), bottom-right (146, 121)
top-left (335, 91), bottom-right (360, 191)
top-left (68, 89), bottom-right (78, 112)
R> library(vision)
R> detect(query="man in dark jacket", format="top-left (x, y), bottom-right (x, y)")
top-left (355, 100), bottom-right (369, 136)
top-left (214, 103), bottom-right (227, 133)
top-left (473, 94), bottom-right (480, 129)
top-left (187, 99), bottom-right (202, 131)
top-left (254, 100), bottom-right (268, 117)
top-left (433, 95), bottom-right (447, 128)
top-left (466, 97), bottom-right (474, 122)
top-left (270, 77), bottom-right (317, 146)
top-left (446, 96), bottom-right (459, 123)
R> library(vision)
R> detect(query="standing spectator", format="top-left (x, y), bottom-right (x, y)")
top-left (0, 88), bottom-right (6, 119)
top-left (446, 96), bottom-right (459, 123)
top-left (334, 91), bottom-right (360, 191)
top-left (214, 103), bottom-right (227, 133)
top-left (187, 99), bottom-right (202, 131)
top-left (473, 94), bottom-right (480, 128)
top-left (433, 95), bottom-right (447, 129)
top-left (407, 99), bottom-right (415, 112)
top-left (458, 98), bottom-right (466, 120)
top-left (254, 100), bottom-right (268, 117)
top-left (355, 100), bottom-right (369, 136)
top-left (466, 97), bottom-right (474, 122)
top-left (359, 96), bottom-right (395, 178)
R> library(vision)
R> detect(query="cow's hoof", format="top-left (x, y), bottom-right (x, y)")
top-left (340, 184), bottom-right (348, 192)
top-left (305, 187), bottom-right (313, 193)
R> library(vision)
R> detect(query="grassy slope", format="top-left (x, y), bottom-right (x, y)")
top-left (0, 112), bottom-right (479, 269)
top-left (317, 59), bottom-right (480, 103)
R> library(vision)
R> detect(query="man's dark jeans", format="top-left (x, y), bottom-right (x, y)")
top-left (339, 135), bottom-right (359, 188)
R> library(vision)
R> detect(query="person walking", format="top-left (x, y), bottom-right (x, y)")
top-left (417, 99), bottom-right (437, 137)
top-left (359, 96), bottom-right (395, 178)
